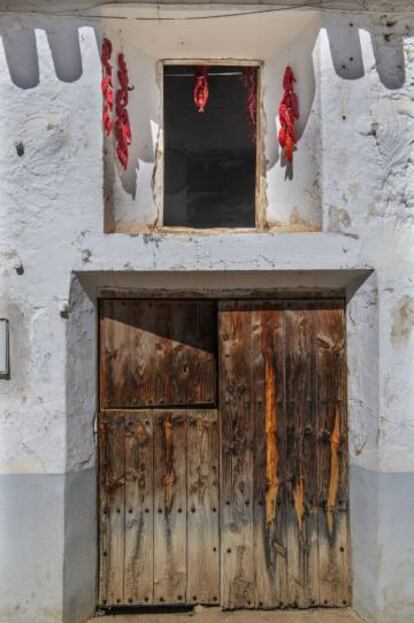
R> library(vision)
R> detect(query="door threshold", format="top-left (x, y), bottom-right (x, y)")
top-left (90, 605), bottom-right (366, 622)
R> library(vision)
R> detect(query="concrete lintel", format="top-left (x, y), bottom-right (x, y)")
top-left (76, 268), bottom-right (373, 302)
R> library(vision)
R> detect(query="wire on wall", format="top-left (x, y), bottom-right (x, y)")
top-left (1, 1), bottom-right (414, 20)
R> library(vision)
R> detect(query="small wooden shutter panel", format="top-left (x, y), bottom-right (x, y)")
top-left (100, 300), bottom-right (216, 409)
top-left (218, 301), bottom-right (350, 609)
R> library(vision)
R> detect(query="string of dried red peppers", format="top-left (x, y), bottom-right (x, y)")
top-left (115, 53), bottom-right (134, 170)
top-left (193, 66), bottom-right (209, 113)
top-left (101, 38), bottom-right (114, 137)
top-left (278, 66), bottom-right (299, 163)
top-left (244, 67), bottom-right (257, 143)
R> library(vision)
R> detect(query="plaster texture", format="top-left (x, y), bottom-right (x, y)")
top-left (0, 4), bottom-right (413, 623)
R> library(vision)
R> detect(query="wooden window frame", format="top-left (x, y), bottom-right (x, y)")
top-left (157, 59), bottom-right (266, 233)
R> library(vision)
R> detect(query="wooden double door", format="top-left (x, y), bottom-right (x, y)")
top-left (98, 299), bottom-right (350, 610)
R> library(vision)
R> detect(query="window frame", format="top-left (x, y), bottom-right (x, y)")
top-left (158, 59), bottom-right (266, 233)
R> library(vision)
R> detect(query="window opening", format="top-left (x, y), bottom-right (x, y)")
top-left (163, 64), bottom-right (258, 229)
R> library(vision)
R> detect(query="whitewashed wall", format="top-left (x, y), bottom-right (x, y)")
top-left (0, 5), bottom-right (413, 623)
top-left (103, 8), bottom-right (322, 231)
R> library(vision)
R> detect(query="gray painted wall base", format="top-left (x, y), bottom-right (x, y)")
top-left (0, 473), bottom-right (64, 623)
top-left (0, 469), bottom-right (96, 623)
top-left (63, 468), bottom-right (96, 623)
top-left (2, 465), bottom-right (413, 623)
top-left (350, 465), bottom-right (414, 623)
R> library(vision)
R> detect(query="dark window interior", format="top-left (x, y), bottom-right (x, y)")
top-left (163, 65), bottom-right (257, 228)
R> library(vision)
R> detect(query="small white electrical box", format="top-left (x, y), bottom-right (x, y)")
top-left (0, 319), bottom-right (9, 377)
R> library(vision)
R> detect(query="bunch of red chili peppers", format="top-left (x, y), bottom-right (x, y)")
top-left (102, 51), bottom-right (299, 169)
top-left (101, 39), bottom-right (114, 137)
top-left (115, 53), bottom-right (134, 170)
top-left (278, 66), bottom-right (299, 163)
top-left (193, 66), bottom-right (209, 113)
top-left (193, 65), bottom-right (257, 144)
top-left (101, 39), bottom-right (134, 170)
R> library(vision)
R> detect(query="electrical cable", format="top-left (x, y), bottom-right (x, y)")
top-left (0, 2), bottom-right (413, 20)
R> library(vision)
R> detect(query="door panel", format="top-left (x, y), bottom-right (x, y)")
top-left (218, 301), bottom-right (350, 609)
top-left (187, 410), bottom-right (220, 605)
top-left (100, 300), bottom-right (217, 408)
top-left (124, 412), bottom-right (154, 605)
top-left (99, 411), bottom-right (125, 606)
top-left (153, 411), bottom-right (187, 604)
top-left (99, 299), bottom-right (350, 610)
top-left (252, 308), bottom-right (288, 608)
top-left (98, 409), bottom-right (219, 607)
top-left (219, 309), bottom-right (255, 609)
top-left (315, 307), bottom-right (349, 606)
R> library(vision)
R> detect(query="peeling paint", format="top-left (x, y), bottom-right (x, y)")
top-left (328, 206), bottom-right (352, 233)
top-left (391, 296), bottom-right (414, 347)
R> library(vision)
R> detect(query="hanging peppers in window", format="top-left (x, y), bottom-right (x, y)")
top-left (193, 66), bottom-right (209, 113)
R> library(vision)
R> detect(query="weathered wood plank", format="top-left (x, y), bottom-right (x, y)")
top-left (219, 305), bottom-right (255, 609)
top-left (98, 413), bottom-right (110, 606)
top-left (98, 299), bottom-right (349, 611)
top-left (99, 411), bottom-right (125, 606)
top-left (252, 309), bottom-right (288, 608)
top-left (284, 310), bottom-right (307, 608)
top-left (153, 411), bottom-right (187, 604)
top-left (124, 412), bottom-right (154, 605)
top-left (187, 410), bottom-right (220, 605)
top-left (303, 309), bottom-right (320, 607)
top-left (315, 307), bottom-right (349, 607)
top-left (337, 334), bottom-right (351, 607)
top-left (100, 300), bottom-right (216, 408)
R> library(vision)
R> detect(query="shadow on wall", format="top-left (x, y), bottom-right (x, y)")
top-left (0, 22), bottom-right (90, 87)
top-left (0, 12), bottom-right (407, 89)
top-left (63, 274), bottom-right (97, 622)
top-left (0, 10), bottom-right (409, 202)
top-left (324, 13), bottom-right (406, 89)
top-left (264, 15), bottom-right (320, 180)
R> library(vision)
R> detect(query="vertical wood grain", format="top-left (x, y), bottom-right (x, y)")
top-left (218, 300), bottom-right (349, 611)
top-left (284, 310), bottom-right (305, 607)
top-left (98, 413), bottom-right (110, 606)
top-left (253, 309), bottom-right (288, 608)
top-left (99, 411), bottom-right (125, 606)
top-left (124, 411), bottom-right (154, 605)
top-left (219, 305), bottom-right (255, 609)
top-left (153, 411), bottom-right (187, 604)
top-left (303, 310), bottom-right (320, 606)
top-left (315, 307), bottom-right (350, 606)
top-left (187, 410), bottom-right (220, 605)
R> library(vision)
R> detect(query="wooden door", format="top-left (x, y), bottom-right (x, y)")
top-left (99, 301), bottom-right (220, 607)
top-left (219, 300), bottom-right (350, 609)
top-left (99, 298), bottom-right (350, 610)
